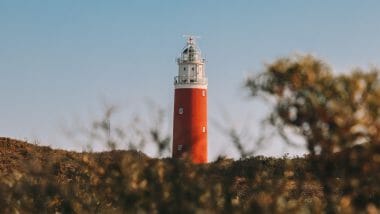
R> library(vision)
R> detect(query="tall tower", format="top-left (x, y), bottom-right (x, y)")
top-left (172, 36), bottom-right (208, 163)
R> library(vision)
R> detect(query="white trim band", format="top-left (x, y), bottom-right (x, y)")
top-left (175, 84), bottom-right (208, 89)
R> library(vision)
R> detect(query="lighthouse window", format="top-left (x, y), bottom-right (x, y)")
top-left (178, 145), bottom-right (183, 151)
top-left (202, 126), bottom-right (206, 133)
top-left (178, 107), bottom-right (184, 115)
top-left (202, 90), bottom-right (206, 96)
top-left (183, 67), bottom-right (186, 71)
top-left (192, 67), bottom-right (194, 71)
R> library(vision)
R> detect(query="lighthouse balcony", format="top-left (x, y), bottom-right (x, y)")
top-left (177, 58), bottom-right (205, 64)
top-left (174, 76), bottom-right (208, 85)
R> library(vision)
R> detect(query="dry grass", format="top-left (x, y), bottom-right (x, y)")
top-left (1, 137), bottom-right (378, 213)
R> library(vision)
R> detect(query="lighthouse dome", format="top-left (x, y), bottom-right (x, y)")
top-left (182, 45), bottom-right (196, 54)
top-left (180, 37), bottom-right (202, 62)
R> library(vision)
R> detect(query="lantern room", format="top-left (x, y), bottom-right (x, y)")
top-left (175, 36), bottom-right (207, 86)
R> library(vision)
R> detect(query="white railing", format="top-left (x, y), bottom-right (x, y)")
top-left (174, 76), bottom-right (208, 85)
top-left (177, 58), bottom-right (205, 64)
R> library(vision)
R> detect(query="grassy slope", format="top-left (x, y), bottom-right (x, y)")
top-left (0, 137), bottom-right (326, 213)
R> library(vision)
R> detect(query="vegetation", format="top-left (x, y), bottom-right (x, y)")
top-left (1, 55), bottom-right (380, 213)
top-left (246, 55), bottom-right (380, 213)
top-left (0, 137), bottom-right (323, 213)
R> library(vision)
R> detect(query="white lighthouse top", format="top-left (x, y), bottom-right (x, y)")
top-left (175, 36), bottom-right (207, 88)
top-left (179, 36), bottom-right (203, 63)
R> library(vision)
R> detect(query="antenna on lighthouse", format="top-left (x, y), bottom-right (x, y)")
top-left (182, 35), bottom-right (200, 44)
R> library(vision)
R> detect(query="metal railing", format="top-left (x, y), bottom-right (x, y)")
top-left (174, 76), bottom-right (208, 85)
top-left (177, 58), bottom-right (205, 64)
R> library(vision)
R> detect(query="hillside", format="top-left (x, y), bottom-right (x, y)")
top-left (0, 137), bottom-right (363, 213)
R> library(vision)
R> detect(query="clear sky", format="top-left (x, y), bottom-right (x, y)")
top-left (1, 1), bottom-right (380, 160)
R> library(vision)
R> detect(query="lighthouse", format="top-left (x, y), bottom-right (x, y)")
top-left (172, 36), bottom-right (208, 163)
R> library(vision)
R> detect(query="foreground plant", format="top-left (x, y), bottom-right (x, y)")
top-left (246, 55), bottom-right (380, 212)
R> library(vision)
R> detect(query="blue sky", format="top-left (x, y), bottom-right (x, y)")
top-left (1, 1), bottom-right (380, 160)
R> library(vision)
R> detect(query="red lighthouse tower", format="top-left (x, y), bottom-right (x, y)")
top-left (172, 36), bottom-right (208, 163)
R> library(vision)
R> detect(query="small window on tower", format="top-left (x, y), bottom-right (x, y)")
top-left (184, 67), bottom-right (186, 71)
top-left (178, 145), bottom-right (183, 151)
top-left (202, 90), bottom-right (206, 96)
top-left (202, 126), bottom-right (206, 133)
top-left (192, 67), bottom-right (194, 71)
top-left (178, 107), bottom-right (184, 115)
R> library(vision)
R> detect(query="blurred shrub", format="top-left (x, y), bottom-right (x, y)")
top-left (246, 55), bottom-right (380, 212)
top-left (64, 103), bottom-right (171, 157)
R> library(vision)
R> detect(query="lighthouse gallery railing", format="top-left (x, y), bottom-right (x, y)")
top-left (174, 76), bottom-right (208, 85)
